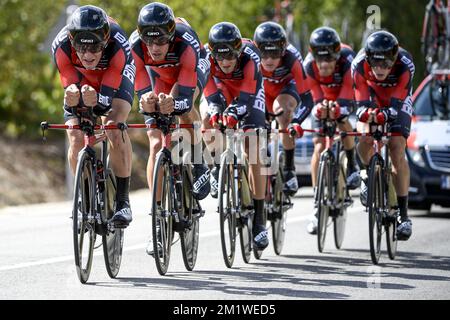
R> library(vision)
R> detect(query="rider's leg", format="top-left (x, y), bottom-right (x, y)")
top-left (355, 121), bottom-right (375, 167)
top-left (173, 84), bottom-right (211, 200)
top-left (65, 116), bottom-right (85, 175)
top-left (245, 133), bottom-right (268, 248)
top-left (104, 97), bottom-right (133, 226)
top-left (273, 93), bottom-right (299, 195)
top-left (306, 132), bottom-right (325, 234)
top-left (338, 119), bottom-right (360, 189)
top-left (355, 121), bottom-right (375, 207)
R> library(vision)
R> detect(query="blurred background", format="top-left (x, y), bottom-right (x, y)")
top-left (0, 0), bottom-right (427, 207)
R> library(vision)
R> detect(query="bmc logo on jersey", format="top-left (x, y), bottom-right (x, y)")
top-left (244, 46), bottom-right (260, 64)
top-left (400, 55), bottom-right (415, 75)
top-left (182, 32), bottom-right (201, 54)
top-left (401, 96), bottom-right (414, 116)
top-left (254, 87), bottom-right (265, 113)
top-left (114, 32), bottom-right (132, 57)
top-left (198, 58), bottom-right (211, 75)
top-left (98, 94), bottom-right (111, 107)
top-left (123, 61), bottom-right (136, 83)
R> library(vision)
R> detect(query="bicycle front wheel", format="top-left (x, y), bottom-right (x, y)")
top-left (368, 155), bottom-right (384, 265)
top-left (102, 171), bottom-right (124, 278)
top-left (334, 151), bottom-right (348, 249)
top-left (218, 154), bottom-right (236, 268)
top-left (151, 151), bottom-right (174, 275)
top-left (72, 150), bottom-right (96, 284)
top-left (180, 164), bottom-right (200, 271)
top-left (317, 152), bottom-right (332, 253)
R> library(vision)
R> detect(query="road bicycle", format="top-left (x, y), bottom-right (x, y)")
top-left (314, 109), bottom-right (353, 253)
top-left (261, 111), bottom-right (294, 257)
top-left (144, 112), bottom-right (205, 275)
top-left (41, 108), bottom-right (129, 283)
top-left (348, 122), bottom-right (401, 264)
top-left (216, 120), bottom-right (255, 267)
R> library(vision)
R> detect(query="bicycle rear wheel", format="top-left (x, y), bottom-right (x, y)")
top-left (334, 151), bottom-right (348, 249)
top-left (317, 152), bottom-right (331, 253)
top-left (218, 155), bottom-right (236, 268)
top-left (368, 155), bottom-right (384, 265)
top-left (180, 164), bottom-right (200, 271)
top-left (72, 150), bottom-right (96, 284)
top-left (102, 171), bottom-right (124, 278)
top-left (272, 151), bottom-right (287, 255)
top-left (238, 211), bottom-right (252, 264)
top-left (238, 160), bottom-right (252, 263)
top-left (386, 213), bottom-right (398, 260)
top-left (151, 151), bottom-right (174, 275)
top-left (253, 206), bottom-right (267, 260)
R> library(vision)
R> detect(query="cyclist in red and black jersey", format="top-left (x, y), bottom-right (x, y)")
top-left (52, 5), bottom-right (135, 228)
top-left (303, 27), bottom-right (360, 234)
top-left (130, 2), bottom-right (211, 203)
top-left (200, 22), bottom-right (269, 250)
top-left (253, 22), bottom-right (313, 197)
top-left (352, 30), bottom-right (415, 241)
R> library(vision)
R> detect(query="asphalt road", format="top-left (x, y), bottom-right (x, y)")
top-left (1, 187), bottom-right (449, 300)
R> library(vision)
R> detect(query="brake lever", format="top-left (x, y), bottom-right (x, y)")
top-left (117, 122), bottom-right (128, 143)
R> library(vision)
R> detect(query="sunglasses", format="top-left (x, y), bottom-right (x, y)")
top-left (213, 50), bottom-right (239, 61)
top-left (367, 57), bottom-right (395, 69)
top-left (73, 42), bottom-right (107, 54)
top-left (261, 49), bottom-right (283, 59)
top-left (142, 35), bottom-right (171, 46)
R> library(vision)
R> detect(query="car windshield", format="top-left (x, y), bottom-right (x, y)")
top-left (414, 77), bottom-right (450, 120)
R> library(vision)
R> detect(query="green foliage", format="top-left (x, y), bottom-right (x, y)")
top-left (0, 0), bottom-right (426, 137)
top-left (0, 0), bottom-right (66, 136)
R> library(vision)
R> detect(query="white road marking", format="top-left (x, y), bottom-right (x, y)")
top-left (0, 215), bottom-right (314, 272)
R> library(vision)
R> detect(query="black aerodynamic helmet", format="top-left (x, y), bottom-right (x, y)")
top-left (208, 22), bottom-right (243, 60)
top-left (253, 21), bottom-right (287, 58)
top-left (364, 30), bottom-right (399, 68)
top-left (309, 26), bottom-right (341, 61)
top-left (138, 2), bottom-right (176, 45)
top-left (68, 5), bottom-right (110, 53)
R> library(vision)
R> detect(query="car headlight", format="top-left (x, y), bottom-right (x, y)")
top-left (407, 149), bottom-right (426, 167)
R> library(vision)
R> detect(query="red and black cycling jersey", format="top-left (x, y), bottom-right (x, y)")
top-left (303, 44), bottom-right (355, 115)
top-left (204, 39), bottom-right (265, 116)
top-left (52, 18), bottom-right (135, 113)
top-left (352, 47), bottom-right (415, 116)
top-left (130, 18), bottom-right (207, 115)
top-left (261, 44), bottom-right (313, 123)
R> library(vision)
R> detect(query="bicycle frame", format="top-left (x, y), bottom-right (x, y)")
top-left (41, 114), bottom-right (129, 232)
top-left (346, 123), bottom-right (402, 211)
top-left (146, 114), bottom-right (201, 228)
